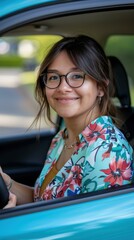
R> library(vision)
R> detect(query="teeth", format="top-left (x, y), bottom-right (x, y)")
top-left (57, 98), bottom-right (77, 100)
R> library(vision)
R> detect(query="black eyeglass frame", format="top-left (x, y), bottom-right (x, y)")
top-left (40, 71), bottom-right (86, 89)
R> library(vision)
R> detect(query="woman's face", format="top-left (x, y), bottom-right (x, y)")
top-left (45, 51), bottom-right (104, 122)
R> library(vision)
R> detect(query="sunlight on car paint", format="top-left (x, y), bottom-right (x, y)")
top-left (38, 232), bottom-right (75, 240)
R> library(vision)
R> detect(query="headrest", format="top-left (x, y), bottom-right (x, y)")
top-left (108, 56), bottom-right (131, 107)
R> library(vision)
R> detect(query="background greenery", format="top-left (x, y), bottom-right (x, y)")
top-left (0, 35), bottom-right (134, 105)
top-left (0, 35), bottom-right (61, 67)
top-left (105, 36), bottom-right (134, 105)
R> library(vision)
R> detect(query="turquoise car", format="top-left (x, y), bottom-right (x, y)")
top-left (0, 0), bottom-right (134, 239)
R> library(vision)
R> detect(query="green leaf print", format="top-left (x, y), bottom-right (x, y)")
top-left (121, 151), bottom-right (127, 160)
top-left (84, 161), bottom-right (95, 175)
top-left (112, 144), bottom-right (122, 152)
top-left (56, 176), bottom-right (63, 182)
top-left (83, 179), bottom-right (97, 192)
top-left (98, 117), bottom-right (105, 124)
top-left (98, 182), bottom-right (109, 191)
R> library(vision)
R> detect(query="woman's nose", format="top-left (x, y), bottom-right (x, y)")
top-left (57, 76), bottom-right (71, 91)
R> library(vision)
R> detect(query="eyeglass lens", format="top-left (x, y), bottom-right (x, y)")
top-left (43, 71), bottom-right (85, 88)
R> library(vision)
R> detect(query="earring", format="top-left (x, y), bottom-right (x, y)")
top-left (98, 96), bottom-right (102, 104)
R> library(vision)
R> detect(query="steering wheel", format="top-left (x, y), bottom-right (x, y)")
top-left (0, 174), bottom-right (9, 209)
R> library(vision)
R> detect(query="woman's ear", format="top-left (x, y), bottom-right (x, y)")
top-left (97, 87), bottom-right (104, 97)
top-left (97, 79), bottom-right (109, 97)
top-left (106, 79), bottom-right (109, 86)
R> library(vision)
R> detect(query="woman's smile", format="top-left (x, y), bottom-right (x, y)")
top-left (55, 97), bottom-right (79, 104)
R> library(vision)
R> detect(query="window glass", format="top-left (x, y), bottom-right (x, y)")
top-left (0, 35), bottom-right (62, 137)
top-left (105, 36), bottom-right (134, 106)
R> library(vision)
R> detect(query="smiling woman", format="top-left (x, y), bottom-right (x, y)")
top-left (1, 35), bottom-right (133, 208)
top-left (33, 35), bottom-right (133, 200)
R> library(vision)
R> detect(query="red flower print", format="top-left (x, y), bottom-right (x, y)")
top-left (47, 137), bottom-right (59, 155)
top-left (56, 177), bottom-right (73, 198)
top-left (71, 165), bottom-right (82, 185)
top-left (83, 123), bottom-right (106, 144)
top-left (102, 143), bottom-right (113, 160)
top-left (74, 142), bottom-right (86, 154)
top-left (101, 158), bottom-right (132, 186)
top-left (57, 184), bottom-right (71, 198)
top-left (56, 165), bottom-right (82, 198)
top-left (102, 151), bottom-right (110, 160)
top-left (56, 189), bottom-right (65, 198)
top-left (42, 187), bottom-right (53, 200)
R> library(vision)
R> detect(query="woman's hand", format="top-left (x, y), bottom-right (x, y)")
top-left (4, 192), bottom-right (17, 209)
top-left (0, 166), bottom-right (12, 189)
top-left (0, 166), bottom-right (34, 205)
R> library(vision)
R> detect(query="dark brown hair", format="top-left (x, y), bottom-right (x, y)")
top-left (35, 35), bottom-right (116, 125)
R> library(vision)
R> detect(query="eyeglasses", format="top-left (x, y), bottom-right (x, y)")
top-left (41, 71), bottom-right (86, 89)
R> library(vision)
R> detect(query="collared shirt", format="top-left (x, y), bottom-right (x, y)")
top-left (34, 116), bottom-right (133, 201)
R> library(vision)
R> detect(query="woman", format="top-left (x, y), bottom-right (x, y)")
top-left (1, 35), bottom-right (133, 207)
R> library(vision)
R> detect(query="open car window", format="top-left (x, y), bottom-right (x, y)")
top-left (0, 35), bottom-right (61, 138)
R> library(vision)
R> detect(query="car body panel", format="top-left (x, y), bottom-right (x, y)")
top-left (1, 190), bottom-right (134, 239)
top-left (0, 130), bottom-right (55, 186)
top-left (1, 0), bottom-right (134, 35)
top-left (1, 0), bottom-right (61, 18)
top-left (0, 1), bottom-right (134, 57)
top-left (1, 0), bottom-right (134, 18)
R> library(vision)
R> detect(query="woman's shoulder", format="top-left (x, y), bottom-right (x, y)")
top-left (82, 115), bottom-right (124, 139)
top-left (81, 116), bottom-right (133, 152)
top-left (81, 115), bottom-right (113, 141)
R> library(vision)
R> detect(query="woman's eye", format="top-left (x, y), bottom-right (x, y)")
top-left (48, 75), bottom-right (59, 81)
top-left (72, 74), bottom-right (83, 79)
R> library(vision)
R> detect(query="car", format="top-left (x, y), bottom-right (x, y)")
top-left (0, 0), bottom-right (134, 239)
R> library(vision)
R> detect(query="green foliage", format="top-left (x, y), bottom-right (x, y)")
top-left (0, 35), bottom-right (62, 67)
top-left (0, 55), bottom-right (24, 67)
top-left (105, 36), bottom-right (134, 81)
top-left (17, 35), bottom-right (62, 62)
top-left (1, 35), bottom-right (134, 105)
top-left (105, 36), bottom-right (134, 105)
top-left (106, 36), bottom-right (134, 53)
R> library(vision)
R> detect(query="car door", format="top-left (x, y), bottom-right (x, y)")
top-left (0, 186), bottom-right (134, 240)
top-left (0, 130), bottom-right (55, 186)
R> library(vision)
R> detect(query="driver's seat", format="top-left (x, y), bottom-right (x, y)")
top-left (108, 56), bottom-right (134, 148)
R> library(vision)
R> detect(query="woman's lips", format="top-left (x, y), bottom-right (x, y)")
top-left (55, 97), bottom-right (79, 104)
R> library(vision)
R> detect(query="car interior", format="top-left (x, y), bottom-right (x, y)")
top-left (108, 56), bottom-right (134, 146)
top-left (0, 2), bottom-right (134, 213)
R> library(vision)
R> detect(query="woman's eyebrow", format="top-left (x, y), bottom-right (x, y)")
top-left (47, 67), bottom-right (81, 73)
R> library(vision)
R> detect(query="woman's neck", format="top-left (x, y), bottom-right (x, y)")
top-left (64, 110), bottom-right (100, 142)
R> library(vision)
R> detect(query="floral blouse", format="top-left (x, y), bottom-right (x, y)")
top-left (34, 116), bottom-right (133, 201)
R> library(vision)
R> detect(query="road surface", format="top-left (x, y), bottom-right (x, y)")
top-left (0, 68), bottom-right (40, 137)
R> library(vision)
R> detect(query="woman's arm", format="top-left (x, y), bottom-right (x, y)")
top-left (9, 179), bottom-right (34, 205)
top-left (0, 167), bottom-right (34, 205)
top-left (4, 192), bottom-right (17, 209)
